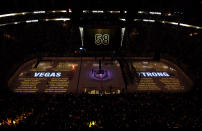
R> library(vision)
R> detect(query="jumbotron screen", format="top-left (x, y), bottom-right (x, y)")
top-left (83, 26), bottom-right (121, 51)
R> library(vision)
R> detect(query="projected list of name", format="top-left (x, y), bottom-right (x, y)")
top-left (160, 78), bottom-right (184, 90)
top-left (137, 78), bottom-right (160, 90)
top-left (45, 78), bottom-right (69, 93)
top-left (16, 75), bottom-right (71, 93)
top-left (15, 78), bottom-right (46, 93)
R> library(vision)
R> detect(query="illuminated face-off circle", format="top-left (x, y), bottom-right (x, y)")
top-left (89, 68), bottom-right (111, 81)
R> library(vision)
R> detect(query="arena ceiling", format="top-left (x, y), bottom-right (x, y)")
top-left (0, 0), bottom-right (201, 12)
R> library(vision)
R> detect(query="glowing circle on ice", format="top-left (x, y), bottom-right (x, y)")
top-left (89, 68), bottom-right (111, 80)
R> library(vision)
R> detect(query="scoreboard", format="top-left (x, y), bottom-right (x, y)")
top-left (82, 26), bottom-right (122, 51)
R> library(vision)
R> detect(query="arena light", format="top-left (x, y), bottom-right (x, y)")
top-left (0, 13), bottom-right (18, 18)
top-left (121, 28), bottom-right (126, 46)
top-left (161, 21), bottom-right (166, 24)
top-left (166, 13), bottom-right (172, 16)
top-left (58, 10), bottom-right (67, 13)
top-left (0, 10), bottom-right (64, 19)
top-left (33, 11), bottom-right (45, 14)
top-left (108, 10), bottom-right (120, 13)
top-left (92, 10), bottom-right (104, 13)
top-left (13, 22), bottom-right (21, 25)
top-left (0, 13), bottom-right (17, 18)
top-left (79, 27), bottom-right (84, 46)
top-left (17, 12), bottom-right (29, 16)
top-left (0, 12), bottom-right (29, 18)
top-left (195, 26), bottom-right (202, 29)
top-left (162, 21), bottom-right (173, 24)
top-left (120, 18), bottom-right (126, 21)
top-left (0, 23), bottom-right (8, 27)
top-left (149, 11), bottom-right (161, 15)
top-left (83, 10), bottom-right (89, 13)
top-left (51, 10), bottom-right (67, 13)
top-left (143, 19), bottom-right (155, 22)
top-left (179, 23), bottom-right (202, 29)
top-left (22, 12), bottom-right (27, 15)
top-left (162, 21), bottom-right (178, 25)
top-left (179, 23), bottom-right (191, 27)
top-left (0, 13), bottom-right (201, 30)
top-left (44, 18), bottom-right (71, 21)
top-left (68, 8), bottom-right (72, 13)
top-left (26, 19), bottom-right (38, 23)
top-left (138, 11), bottom-right (145, 14)
top-left (134, 19), bottom-right (141, 21)
top-left (170, 22), bottom-right (179, 25)
top-left (54, 18), bottom-right (70, 21)
top-left (79, 47), bottom-right (86, 52)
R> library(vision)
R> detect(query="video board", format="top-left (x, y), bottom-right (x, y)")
top-left (83, 26), bottom-right (121, 51)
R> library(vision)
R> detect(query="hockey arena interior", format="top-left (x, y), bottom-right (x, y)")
top-left (0, 0), bottom-right (202, 129)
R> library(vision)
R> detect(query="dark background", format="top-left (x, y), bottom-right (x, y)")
top-left (0, 0), bottom-right (201, 13)
top-left (0, 0), bottom-right (200, 10)
top-left (0, 0), bottom-right (201, 25)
